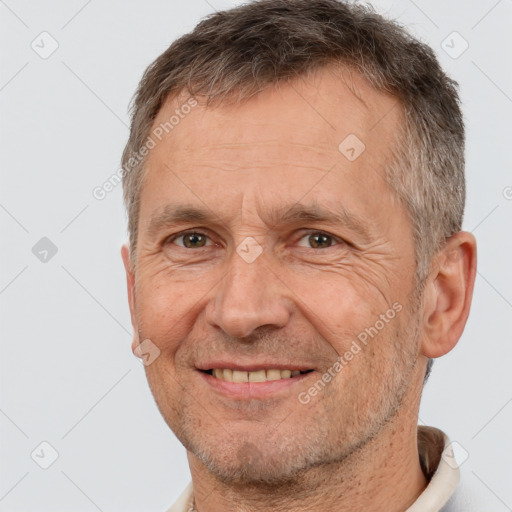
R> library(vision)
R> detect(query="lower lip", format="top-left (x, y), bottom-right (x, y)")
top-left (198, 371), bottom-right (313, 399)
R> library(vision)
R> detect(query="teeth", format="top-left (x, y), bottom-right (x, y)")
top-left (248, 369), bottom-right (266, 382)
top-left (232, 370), bottom-right (248, 383)
top-left (266, 369), bottom-right (281, 381)
top-left (210, 369), bottom-right (307, 382)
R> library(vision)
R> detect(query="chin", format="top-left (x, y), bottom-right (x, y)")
top-left (182, 421), bottom-right (344, 488)
top-left (196, 443), bottom-right (310, 487)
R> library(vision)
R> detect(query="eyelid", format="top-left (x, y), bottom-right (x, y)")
top-left (295, 229), bottom-right (343, 248)
top-left (167, 228), bottom-right (343, 249)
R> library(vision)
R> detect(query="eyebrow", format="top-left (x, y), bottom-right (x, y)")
top-left (145, 201), bottom-right (373, 243)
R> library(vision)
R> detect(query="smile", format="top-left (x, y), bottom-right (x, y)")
top-left (204, 368), bottom-right (314, 382)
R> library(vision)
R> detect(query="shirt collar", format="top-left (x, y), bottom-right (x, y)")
top-left (406, 426), bottom-right (460, 511)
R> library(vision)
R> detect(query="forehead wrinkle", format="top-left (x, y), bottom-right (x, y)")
top-left (174, 139), bottom-right (336, 162)
top-left (179, 162), bottom-right (338, 174)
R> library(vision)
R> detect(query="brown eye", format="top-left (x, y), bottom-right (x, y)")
top-left (309, 233), bottom-right (332, 249)
top-left (297, 232), bottom-right (338, 249)
top-left (172, 232), bottom-right (211, 248)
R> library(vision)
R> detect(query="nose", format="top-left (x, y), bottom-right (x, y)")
top-left (205, 248), bottom-right (292, 339)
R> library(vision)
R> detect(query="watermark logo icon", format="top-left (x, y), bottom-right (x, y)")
top-left (236, 236), bottom-right (263, 263)
top-left (134, 338), bottom-right (161, 366)
top-left (441, 32), bottom-right (469, 59)
top-left (32, 237), bottom-right (58, 263)
top-left (31, 441), bottom-right (59, 469)
top-left (442, 440), bottom-right (469, 469)
top-left (338, 134), bottom-right (366, 161)
top-left (31, 32), bottom-right (59, 59)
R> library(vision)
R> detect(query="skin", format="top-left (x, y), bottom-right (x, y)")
top-left (121, 66), bottom-right (477, 512)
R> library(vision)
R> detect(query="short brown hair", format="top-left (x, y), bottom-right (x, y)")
top-left (122, 0), bottom-right (465, 289)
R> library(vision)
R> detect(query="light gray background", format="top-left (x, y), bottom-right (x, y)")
top-left (1, 0), bottom-right (511, 510)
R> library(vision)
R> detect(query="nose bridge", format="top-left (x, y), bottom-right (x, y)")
top-left (206, 244), bottom-right (291, 339)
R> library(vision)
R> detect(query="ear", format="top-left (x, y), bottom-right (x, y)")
top-left (420, 231), bottom-right (477, 358)
top-left (121, 244), bottom-right (140, 355)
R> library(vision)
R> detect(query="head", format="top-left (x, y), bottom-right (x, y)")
top-left (121, 0), bottom-right (476, 487)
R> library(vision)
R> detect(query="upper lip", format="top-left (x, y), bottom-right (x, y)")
top-left (196, 361), bottom-right (315, 372)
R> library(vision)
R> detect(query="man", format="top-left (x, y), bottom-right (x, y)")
top-left (120, 1), bottom-right (478, 510)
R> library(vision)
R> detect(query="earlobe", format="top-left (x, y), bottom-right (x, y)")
top-left (420, 232), bottom-right (477, 359)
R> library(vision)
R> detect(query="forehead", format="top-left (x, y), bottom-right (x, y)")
top-left (139, 66), bottom-right (405, 229)
top-left (152, 66), bottom-right (401, 159)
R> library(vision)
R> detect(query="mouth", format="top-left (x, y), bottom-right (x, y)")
top-left (200, 368), bottom-right (314, 383)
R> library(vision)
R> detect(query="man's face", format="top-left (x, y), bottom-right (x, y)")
top-left (124, 67), bottom-right (424, 485)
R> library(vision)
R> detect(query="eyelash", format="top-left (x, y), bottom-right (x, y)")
top-left (167, 229), bottom-right (343, 250)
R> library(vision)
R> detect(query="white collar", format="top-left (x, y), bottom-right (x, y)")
top-left (406, 426), bottom-right (460, 511)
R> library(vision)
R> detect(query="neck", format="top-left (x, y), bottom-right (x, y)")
top-left (188, 385), bottom-right (427, 512)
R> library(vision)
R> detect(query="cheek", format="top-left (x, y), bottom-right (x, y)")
top-left (134, 276), bottom-right (192, 357)
top-left (287, 269), bottom-right (411, 380)
top-left (287, 267), bottom-right (393, 338)
top-left (135, 257), bottom-right (201, 317)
